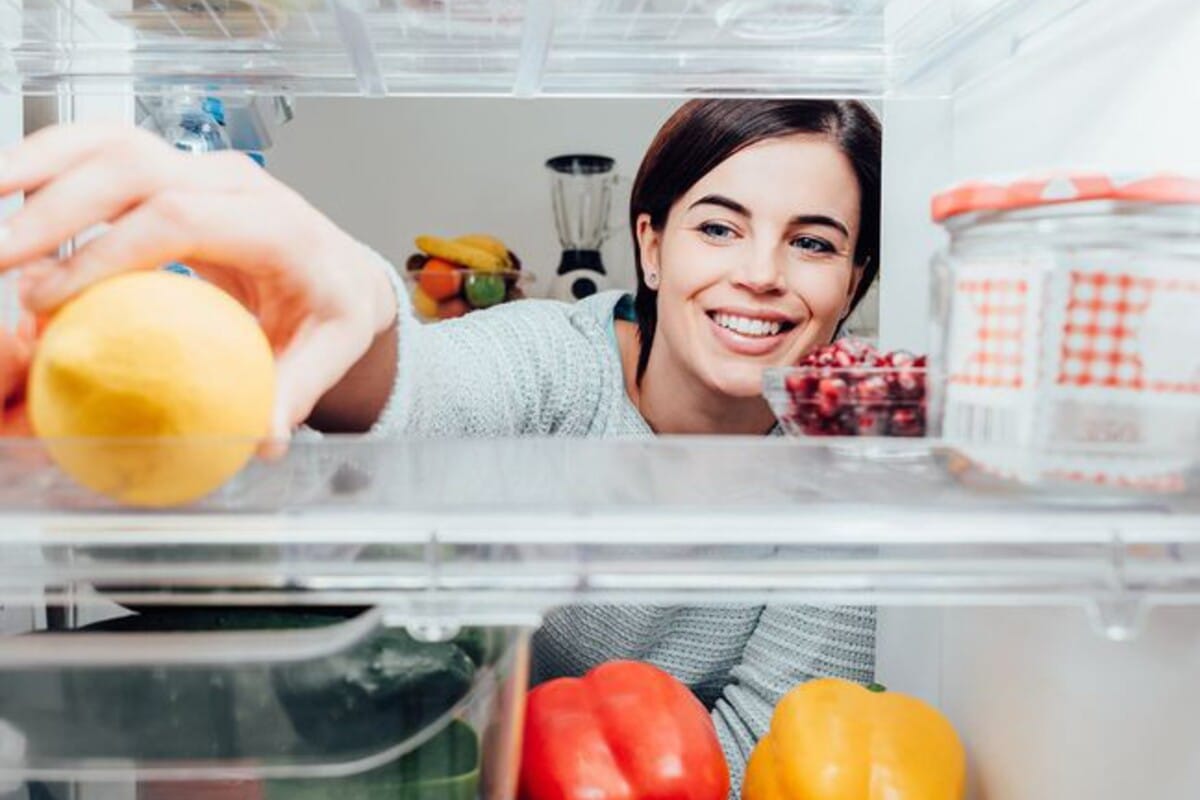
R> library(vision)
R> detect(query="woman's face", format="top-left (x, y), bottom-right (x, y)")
top-left (637, 133), bottom-right (864, 399)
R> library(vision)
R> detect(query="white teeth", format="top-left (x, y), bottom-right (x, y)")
top-left (713, 313), bottom-right (783, 338)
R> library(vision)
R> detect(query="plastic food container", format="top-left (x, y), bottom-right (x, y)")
top-left (931, 172), bottom-right (1200, 491)
top-left (764, 364), bottom-right (927, 437)
top-left (0, 608), bottom-right (528, 798)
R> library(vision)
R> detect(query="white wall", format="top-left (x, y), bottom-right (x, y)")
top-left (267, 97), bottom-right (679, 296)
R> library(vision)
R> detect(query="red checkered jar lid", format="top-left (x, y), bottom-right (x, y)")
top-left (932, 172), bottom-right (1200, 223)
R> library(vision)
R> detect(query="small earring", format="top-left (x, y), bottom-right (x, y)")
top-left (646, 271), bottom-right (659, 289)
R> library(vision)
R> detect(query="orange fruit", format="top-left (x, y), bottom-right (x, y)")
top-left (417, 258), bottom-right (464, 302)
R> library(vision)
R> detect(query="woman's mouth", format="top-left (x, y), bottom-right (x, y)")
top-left (706, 310), bottom-right (799, 356)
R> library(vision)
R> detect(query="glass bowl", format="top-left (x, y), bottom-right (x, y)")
top-left (764, 364), bottom-right (928, 437)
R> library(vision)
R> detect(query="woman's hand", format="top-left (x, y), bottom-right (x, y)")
top-left (0, 122), bottom-right (398, 438)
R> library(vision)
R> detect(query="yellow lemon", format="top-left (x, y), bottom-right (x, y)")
top-left (29, 272), bottom-right (275, 507)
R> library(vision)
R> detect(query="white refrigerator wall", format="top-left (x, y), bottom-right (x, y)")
top-left (0, 95), bottom-right (20, 329)
top-left (878, 2), bottom-right (1200, 798)
top-left (0, 94), bottom-right (31, 640)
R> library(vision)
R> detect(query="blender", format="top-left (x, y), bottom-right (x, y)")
top-left (546, 154), bottom-right (620, 302)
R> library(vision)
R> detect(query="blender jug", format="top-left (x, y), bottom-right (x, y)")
top-left (546, 154), bottom-right (619, 302)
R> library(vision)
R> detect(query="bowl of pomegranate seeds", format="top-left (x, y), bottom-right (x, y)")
top-left (764, 339), bottom-right (928, 437)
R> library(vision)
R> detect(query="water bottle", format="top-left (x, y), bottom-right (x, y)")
top-left (142, 96), bottom-right (231, 154)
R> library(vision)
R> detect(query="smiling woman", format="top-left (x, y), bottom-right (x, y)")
top-left (626, 100), bottom-right (881, 435)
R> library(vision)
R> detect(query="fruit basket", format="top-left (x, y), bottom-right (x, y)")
top-left (764, 340), bottom-right (928, 437)
top-left (403, 266), bottom-right (533, 322)
top-left (404, 234), bottom-right (532, 322)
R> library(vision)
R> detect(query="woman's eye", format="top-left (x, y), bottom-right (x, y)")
top-left (791, 235), bottom-right (835, 255)
top-left (698, 222), bottom-right (738, 241)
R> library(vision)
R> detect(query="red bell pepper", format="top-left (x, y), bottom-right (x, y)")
top-left (519, 660), bottom-right (730, 800)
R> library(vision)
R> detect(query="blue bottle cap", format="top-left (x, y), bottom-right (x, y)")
top-left (202, 97), bottom-right (226, 126)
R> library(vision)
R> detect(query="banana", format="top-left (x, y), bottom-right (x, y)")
top-left (415, 235), bottom-right (506, 273)
top-left (455, 234), bottom-right (511, 263)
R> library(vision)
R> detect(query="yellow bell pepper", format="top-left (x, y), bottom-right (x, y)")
top-left (742, 678), bottom-right (965, 800)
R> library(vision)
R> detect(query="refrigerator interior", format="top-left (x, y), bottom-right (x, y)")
top-left (1, 0), bottom-right (1199, 798)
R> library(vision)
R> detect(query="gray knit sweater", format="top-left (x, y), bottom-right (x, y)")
top-left (374, 281), bottom-right (875, 795)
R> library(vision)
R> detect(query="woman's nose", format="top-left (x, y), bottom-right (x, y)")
top-left (733, 244), bottom-right (786, 294)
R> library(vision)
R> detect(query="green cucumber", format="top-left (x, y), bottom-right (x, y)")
top-left (265, 720), bottom-right (479, 800)
top-left (272, 624), bottom-right (475, 752)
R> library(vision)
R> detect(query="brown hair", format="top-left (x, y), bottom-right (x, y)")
top-left (629, 99), bottom-right (882, 381)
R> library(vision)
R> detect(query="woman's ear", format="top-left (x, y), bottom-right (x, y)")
top-left (839, 259), bottom-right (869, 322)
top-left (635, 213), bottom-right (662, 290)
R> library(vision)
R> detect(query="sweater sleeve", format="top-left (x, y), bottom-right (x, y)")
top-left (371, 256), bottom-right (613, 437)
top-left (710, 605), bottom-right (877, 797)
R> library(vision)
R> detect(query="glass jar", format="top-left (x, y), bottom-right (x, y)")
top-left (930, 173), bottom-right (1200, 492)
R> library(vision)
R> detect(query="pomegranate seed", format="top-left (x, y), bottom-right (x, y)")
top-left (818, 377), bottom-right (849, 402)
top-left (853, 375), bottom-right (889, 405)
top-left (887, 407), bottom-right (925, 437)
top-left (839, 365), bottom-right (868, 383)
top-left (841, 338), bottom-right (876, 362)
top-left (893, 369), bottom-right (924, 401)
top-left (833, 349), bottom-right (856, 368)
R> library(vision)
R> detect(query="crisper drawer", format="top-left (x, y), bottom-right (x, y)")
top-left (0, 607), bottom-right (528, 799)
